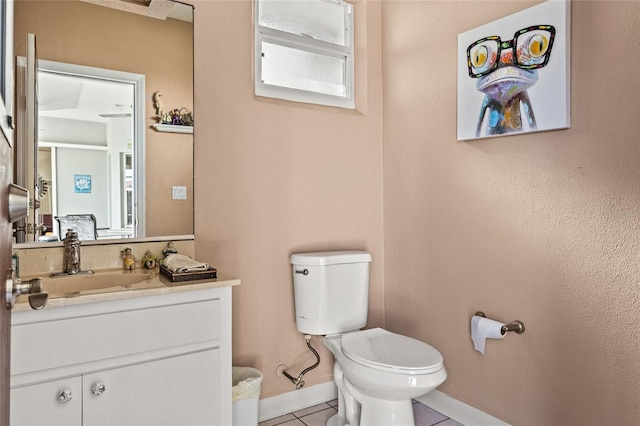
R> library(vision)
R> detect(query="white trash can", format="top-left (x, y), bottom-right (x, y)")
top-left (232, 367), bottom-right (263, 426)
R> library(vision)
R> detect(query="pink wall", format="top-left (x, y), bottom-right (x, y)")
top-left (191, 0), bottom-right (640, 423)
top-left (191, 0), bottom-right (384, 398)
top-left (382, 1), bottom-right (640, 425)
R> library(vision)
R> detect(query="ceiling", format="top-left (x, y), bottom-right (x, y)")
top-left (78, 0), bottom-right (193, 21)
top-left (39, 72), bottom-right (134, 124)
top-left (38, 72), bottom-right (133, 145)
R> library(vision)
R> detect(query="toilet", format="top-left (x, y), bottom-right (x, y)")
top-left (290, 250), bottom-right (447, 426)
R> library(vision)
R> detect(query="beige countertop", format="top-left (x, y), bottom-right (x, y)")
top-left (14, 268), bottom-right (240, 312)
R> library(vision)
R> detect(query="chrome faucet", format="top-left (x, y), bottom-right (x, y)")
top-left (51, 229), bottom-right (94, 277)
top-left (63, 229), bottom-right (82, 274)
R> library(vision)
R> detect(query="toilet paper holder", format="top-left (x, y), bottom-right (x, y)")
top-left (475, 312), bottom-right (525, 335)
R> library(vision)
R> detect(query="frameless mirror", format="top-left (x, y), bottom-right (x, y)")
top-left (13, 0), bottom-right (193, 245)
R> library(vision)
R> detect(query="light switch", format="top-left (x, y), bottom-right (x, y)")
top-left (172, 186), bottom-right (187, 200)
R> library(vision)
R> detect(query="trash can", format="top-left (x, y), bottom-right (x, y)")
top-left (232, 366), bottom-right (263, 426)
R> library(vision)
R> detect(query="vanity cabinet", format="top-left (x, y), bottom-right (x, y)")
top-left (11, 377), bottom-right (82, 425)
top-left (10, 285), bottom-right (232, 425)
top-left (83, 349), bottom-right (219, 426)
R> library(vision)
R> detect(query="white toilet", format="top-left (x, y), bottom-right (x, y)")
top-left (290, 250), bottom-right (447, 426)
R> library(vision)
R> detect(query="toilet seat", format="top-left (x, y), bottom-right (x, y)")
top-left (341, 328), bottom-right (443, 375)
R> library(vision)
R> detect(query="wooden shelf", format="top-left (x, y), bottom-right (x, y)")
top-left (151, 123), bottom-right (193, 134)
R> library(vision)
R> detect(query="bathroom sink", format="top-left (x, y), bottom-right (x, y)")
top-left (41, 269), bottom-right (156, 296)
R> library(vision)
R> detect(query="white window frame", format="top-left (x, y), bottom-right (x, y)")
top-left (254, 0), bottom-right (355, 109)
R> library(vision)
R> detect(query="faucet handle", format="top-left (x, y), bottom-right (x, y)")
top-left (64, 229), bottom-right (79, 242)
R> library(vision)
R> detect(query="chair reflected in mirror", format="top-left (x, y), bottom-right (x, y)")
top-left (55, 214), bottom-right (98, 241)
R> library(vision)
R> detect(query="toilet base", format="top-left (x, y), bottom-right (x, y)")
top-left (327, 392), bottom-right (416, 426)
top-left (327, 413), bottom-right (341, 426)
top-left (344, 378), bottom-right (415, 426)
top-left (328, 362), bottom-right (417, 426)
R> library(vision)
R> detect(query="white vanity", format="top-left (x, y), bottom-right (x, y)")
top-left (9, 271), bottom-right (239, 426)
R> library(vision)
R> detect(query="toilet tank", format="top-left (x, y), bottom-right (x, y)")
top-left (290, 250), bottom-right (372, 335)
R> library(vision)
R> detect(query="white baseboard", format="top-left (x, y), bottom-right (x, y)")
top-left (416, 390), bottom-right (511, 426)
top-left (258, 383), bottom-right (509, 425)
top-left (259, 381), bottom-right (338, 422)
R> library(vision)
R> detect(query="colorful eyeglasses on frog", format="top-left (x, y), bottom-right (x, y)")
top-left (467, 25), bottom-right (556, 78)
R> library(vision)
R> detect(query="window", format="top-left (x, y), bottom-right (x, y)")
top-left (255, 0), bottom-right (354, 109)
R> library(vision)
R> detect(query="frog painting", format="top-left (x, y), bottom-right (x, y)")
top-left (457, 1), bottom-right (570, 141)
top-left (468, 25), bottom-right (555, 137)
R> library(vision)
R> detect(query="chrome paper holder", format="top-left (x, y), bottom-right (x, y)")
top-left (475, 311), bottom-right (525, 335)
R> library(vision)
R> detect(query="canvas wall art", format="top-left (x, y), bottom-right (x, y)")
top-left (74, 174), bottom-right (92, 193)
top-left (457, 0), bottom-right (571, 141)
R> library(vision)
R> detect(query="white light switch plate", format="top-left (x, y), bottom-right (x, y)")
top-left (172, 186), bottom-right (187, 200)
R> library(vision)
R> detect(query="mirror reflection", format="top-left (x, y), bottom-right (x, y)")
top-left (37, 63), bottom-right (143, 241)
top-left (13, 0), bottom-right (194, 244)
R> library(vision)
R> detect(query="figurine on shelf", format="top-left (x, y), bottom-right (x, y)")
top-left (152, 90), bottom-right (194, 127)
top-left (179, 107), bottom-right (194, 126)
top-left (121, 247), bottom-right (136, 270)
top-left (169, 108), bottom-right (183, 125)
top-left (141, 250), bottom-right (157, 269)
top-left (153, 91), bottom-right (164, 122)
top-left (166, 108), bottom-right (193, 126)
top-left (163, 241), bottom-right (178, 259)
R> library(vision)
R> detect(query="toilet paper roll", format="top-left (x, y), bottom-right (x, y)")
top-left (471, 315), bottom-right (505, 355)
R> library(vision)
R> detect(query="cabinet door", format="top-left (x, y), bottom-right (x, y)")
top-left (10, 376), bottom-right (82, 426)
top-left (83, 349), bottom-right (221, 426)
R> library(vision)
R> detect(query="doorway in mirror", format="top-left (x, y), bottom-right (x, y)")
top-left (20, 59), bottom-right (145, 242)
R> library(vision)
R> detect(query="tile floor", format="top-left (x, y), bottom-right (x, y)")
top-left (258, 399), bottom-right (463, 426)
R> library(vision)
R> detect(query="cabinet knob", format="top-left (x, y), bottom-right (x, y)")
top-left (57, 389), bottom-right (73, 404)
top-left (91, 383), bottom-right (106, 396)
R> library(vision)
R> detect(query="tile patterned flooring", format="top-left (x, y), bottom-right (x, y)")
top-left (258, 399), bottom-right (464, 426)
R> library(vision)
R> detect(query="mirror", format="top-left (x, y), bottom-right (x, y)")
top-left (13, 0), bottom-right (194, 245)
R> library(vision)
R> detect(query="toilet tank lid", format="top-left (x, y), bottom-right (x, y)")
top-left (290, 250), bottom-right (372, 266)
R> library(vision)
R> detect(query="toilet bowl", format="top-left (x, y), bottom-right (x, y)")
top-left (290, 251), bottom-right (447, 426)
top-left (324, 328), bottom-right (447, 426)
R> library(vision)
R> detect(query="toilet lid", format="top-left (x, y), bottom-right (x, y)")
top-left (341, 328), bottom-right (444, 375)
